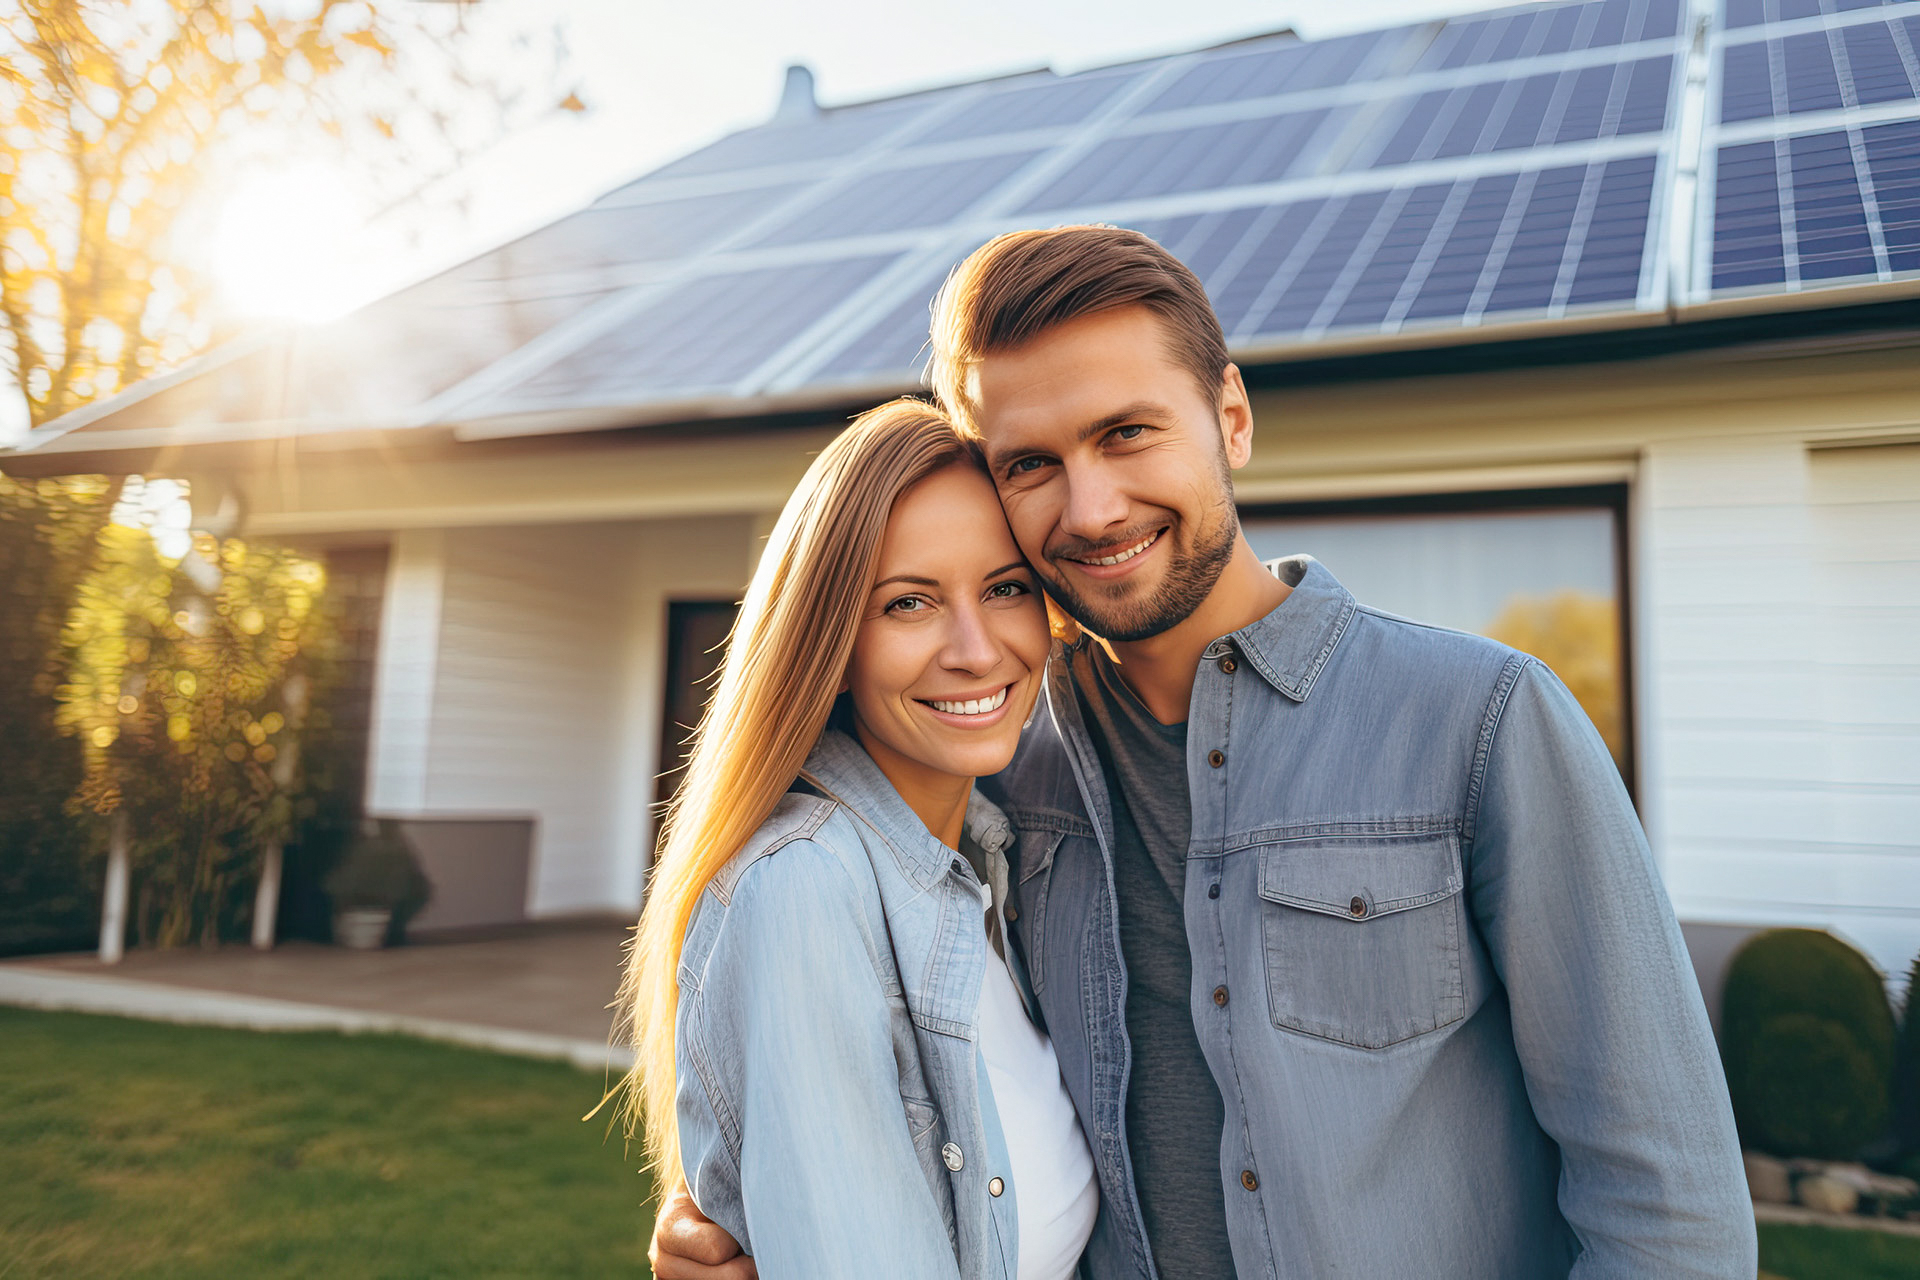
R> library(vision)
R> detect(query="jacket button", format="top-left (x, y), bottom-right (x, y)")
top-left (1207, 883), bottom-right (1220, 900)
top-left (942, 1142), bottom-right (964, 1172)
top-left (1207, 749), bottom-right (1225, 768)
top-left (1212, 985), bottom-right (1229, 1007)
top-left (1219, 656), bottom-right (1237, 673)
top-left (1241, 1170), bottom-right (1259, 1191)
top-left (1349, 896), bottom-right (1367, 918)
top-left (1004, 905), bottom-right (1018, 922)
top-left (988, 1177), bottom-right (1004, 1197)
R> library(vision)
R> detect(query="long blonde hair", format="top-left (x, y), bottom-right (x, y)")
top-left (617, 397), bottom-right (973, 1189)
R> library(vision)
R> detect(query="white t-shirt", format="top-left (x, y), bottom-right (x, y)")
top-left (974, 883), bottom-right (1099, 1280)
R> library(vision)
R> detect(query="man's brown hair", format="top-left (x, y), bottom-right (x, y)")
top-left (928, 225), bottom-right (1230, 435)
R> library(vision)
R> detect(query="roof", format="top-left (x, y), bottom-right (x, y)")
top-left (13, 0), bottom-right (1920, 463)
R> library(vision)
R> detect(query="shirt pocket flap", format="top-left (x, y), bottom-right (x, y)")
top-left (1257, 831), bottom-right (1463, 921)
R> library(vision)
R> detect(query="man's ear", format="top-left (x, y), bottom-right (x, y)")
top-left (1218, 364), bottom-right (1254, 469)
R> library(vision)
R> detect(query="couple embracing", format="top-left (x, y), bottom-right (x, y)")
top-left (621, 227), bottom-right (1757, 1280)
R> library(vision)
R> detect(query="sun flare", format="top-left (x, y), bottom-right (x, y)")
top-left (210, 163), bottom-right (369, 323)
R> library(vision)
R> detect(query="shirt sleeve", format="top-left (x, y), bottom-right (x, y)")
top-left (676, 844), bottom-right (964, 1280)
top-left (1468, 656), bottom-right (1757, 1279)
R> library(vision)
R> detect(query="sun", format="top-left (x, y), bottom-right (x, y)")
top-left (209, 163), bottom-right (371, 323)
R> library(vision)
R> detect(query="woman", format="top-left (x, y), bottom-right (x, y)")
top-left (621, 399), bottom-right (1099, 1279)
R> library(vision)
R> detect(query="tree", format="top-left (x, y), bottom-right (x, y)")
top-left (0, 472), bottom-right (115, 955)
top-left (1, 2), bottom-right (567, 951)
top-left (0, 0), bottom-right (566, 428)
top-left (57, 520), bottom-right (336, 948)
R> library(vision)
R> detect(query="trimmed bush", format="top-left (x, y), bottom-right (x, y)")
top-left (1896, 954), bottom-right (1920, 1156)
top-left (1722, 928), bottom-right (1895, 1159)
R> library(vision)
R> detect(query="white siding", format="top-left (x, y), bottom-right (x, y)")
top-left (1645, 438), bottom-right (1920, 982)
top-left (365, 528), bottom-right (445, 814)
top-left (424, 525), bottom-right (632, 916)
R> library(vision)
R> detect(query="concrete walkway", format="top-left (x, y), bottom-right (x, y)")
top-left (0, 922), bottom-right (634, 1072)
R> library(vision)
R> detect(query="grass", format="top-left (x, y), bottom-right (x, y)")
top-left (7, 1007), bottom-right (1920, 1279)
top-left (0, 1007), bottom-right (654, 1279)
top-left (1760, 1222), bottom-right (1920, 1280)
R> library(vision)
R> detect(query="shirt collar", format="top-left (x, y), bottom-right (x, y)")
top-left (798, 728), bottom-right (1014, 890)
top-left (1214, 555), bottom-right (1357, 703)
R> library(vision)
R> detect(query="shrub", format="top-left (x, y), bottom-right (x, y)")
top-left (1896, 954), bottom-right (1920, 1156)
top-left (1722, 929), bottom-right (1895, 1159)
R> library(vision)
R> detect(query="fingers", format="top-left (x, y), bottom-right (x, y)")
top-left (648, 1244), bottom-right (758, 1280)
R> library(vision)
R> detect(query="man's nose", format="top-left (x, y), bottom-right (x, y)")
top-left (1058, 465), bottom-right (1130, 543)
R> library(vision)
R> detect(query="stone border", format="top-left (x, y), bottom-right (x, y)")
top-left (1755, 1203), bottom-right (1920, 1238)
top-left (0, 966), bottom-right (635, 1074)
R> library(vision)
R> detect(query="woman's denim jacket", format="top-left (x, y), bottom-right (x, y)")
top-left (674, 729), bottom-right (1038, 1279)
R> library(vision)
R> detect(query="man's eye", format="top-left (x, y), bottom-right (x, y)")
top-left (1006, 456), bottom-right (1047, 477)
top-left (1111, 425), bottom-right (1146, 442)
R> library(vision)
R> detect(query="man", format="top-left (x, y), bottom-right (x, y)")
top-left (654, 227), bottom-right (1755, 1278)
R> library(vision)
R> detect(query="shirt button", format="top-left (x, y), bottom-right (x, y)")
top-left (1349, 896), bottom-right (1367, 918)
top-left (1207, 882), bottom-right (1220, 900)
top-left (942, 1142), bottom-right (964, 1172)
top-left (1212, 985), bottom-right (1229, 1007)
top-left (1207, 749), bottom-right (1226, 768)
top-left (1241, 1170), bottom-right (1259, 1192)
top-left (1219, 655), bottom-right (1237, 674)
top-left (988, 1177), bottom-right (1004, 1197)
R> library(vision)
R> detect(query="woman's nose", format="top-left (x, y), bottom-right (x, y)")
top-left (940, 603), bottom-right (1001, 673)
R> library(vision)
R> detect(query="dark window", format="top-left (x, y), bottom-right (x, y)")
top-left (655, 600), bottom-right (740, 822)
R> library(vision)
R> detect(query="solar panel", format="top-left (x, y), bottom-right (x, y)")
top-left (1179, 152), bottom-right (1659, 342)
top-left (1412, 0), bottom-right (1683, 72)
top-left (494, 255), bottom-right (901, 407)
top-left (1357, 56), bottom-right (1673, 168)
top-left (1717, 16), bottom-right (1920, 122)
top-left (748, 150), bottom-right (1044, 248)
top-left (907, 70), bottom-right (1141, 144)
top-left (1723, 0), bottom-right (1910, 31)
top-left (1142, 30), bottom-right (1404, 114)
top-left (439, 183), bottom-right (808, 284)
top-left (643, 95), bottom-right (937, 182)
top-left (1016, 108), bottom-right (1361, 214)
top-left (1710, 118), bottom-right (1920, 289)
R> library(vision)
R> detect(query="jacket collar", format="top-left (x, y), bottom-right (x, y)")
top-left (798, 728), bottom-right (1014, 891)
top-left (1219, 555), bottom-right (1357, 703)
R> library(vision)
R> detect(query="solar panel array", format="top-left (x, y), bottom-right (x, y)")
top-left (417, 0), bottom-right (1920, 427)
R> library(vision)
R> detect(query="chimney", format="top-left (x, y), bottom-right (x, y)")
top-left (776, 64), bottom-right (818, 121)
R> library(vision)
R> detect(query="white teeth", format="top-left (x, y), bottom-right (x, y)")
top-left (928, 687), bottom-right (1009, 716)
top-left (1085, 531), bottom-right (1159, 566)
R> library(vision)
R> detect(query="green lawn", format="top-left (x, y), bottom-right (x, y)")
top-left (7, 1007), bottom-right (1920, 1279)
top-left (0, 1007), bottom-right (654, 1279)
top-left (1760, 1222), bottom-right (1920, 1280)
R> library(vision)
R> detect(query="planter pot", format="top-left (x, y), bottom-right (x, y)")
top-left (335, 907), bottom-right (393, 950)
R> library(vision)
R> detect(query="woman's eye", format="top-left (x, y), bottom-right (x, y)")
top-left (986, 580), bottom-right (1030, 600)
top-left (887, 596), bottom-right (927, 615)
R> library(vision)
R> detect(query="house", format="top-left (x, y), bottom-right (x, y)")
top-left (6, 0), bottom-right (1918, 991)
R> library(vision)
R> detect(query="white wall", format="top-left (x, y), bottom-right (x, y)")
top-left (364, 516), bottom-right (755, 920)
top-left (1644, 437), bottom-right (1920, 986)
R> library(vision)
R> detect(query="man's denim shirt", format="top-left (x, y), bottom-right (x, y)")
top-left (675, 729), bottom-right (1032, 1280)
top-left (987, 557), bottom-right (1755, 1280)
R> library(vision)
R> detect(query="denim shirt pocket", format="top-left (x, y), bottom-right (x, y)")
top-left (1255, 829), bottom-right (1467, 1050)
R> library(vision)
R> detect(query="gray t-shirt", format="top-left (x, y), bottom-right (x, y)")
top-left (1073, 647), bottom-right (1236, 1280)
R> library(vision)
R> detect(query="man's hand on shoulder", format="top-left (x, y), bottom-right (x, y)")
top-left (649, 1184), bottom-right (755, 1280)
